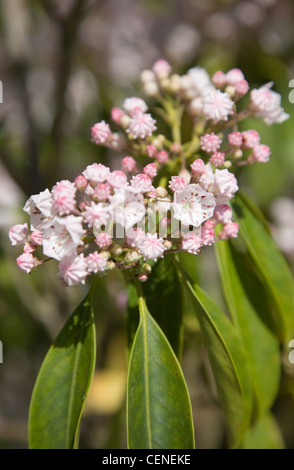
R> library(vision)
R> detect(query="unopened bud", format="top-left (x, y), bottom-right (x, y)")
top-left (142, 263), bottom-right (152, 275)
top-left (223, 160), bottom-right (232, 168)
top-left (225, 85), bottom-right (235, 98)
top-left (232, 149), bottom-right (243, 160)
top-left (107, 260), bottom-right (116, 270)
top-left (138, 273), bottom-right (148, 282)
top-left (163, 240), bottom-right (173, 250)
top-left (110, 244), bottom-right (123, 257)
top-left (156, 187), bottom-right (168, 198)
top-left (124, 250), bottom-right (142, 264)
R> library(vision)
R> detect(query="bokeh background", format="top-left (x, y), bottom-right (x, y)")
top-left (0, 0), bottom-right (294, 449)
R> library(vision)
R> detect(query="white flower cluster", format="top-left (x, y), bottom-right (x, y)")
top-left (9, 59), bottom-right (289, 286)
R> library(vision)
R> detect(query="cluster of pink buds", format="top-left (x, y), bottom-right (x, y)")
top-left (9, 59), bottom-right (289, 286)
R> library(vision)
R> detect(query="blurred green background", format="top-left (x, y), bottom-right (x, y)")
top-left (0, 0), bottom-right (294, 449)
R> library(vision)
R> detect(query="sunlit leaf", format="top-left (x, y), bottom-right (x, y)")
top-left (127, 282), bottom-right (195, 449)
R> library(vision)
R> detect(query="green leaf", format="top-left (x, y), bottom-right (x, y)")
top-left (126, 281), bottom-right (140, 353)
top-left (176, 262), bottom-right (254, 448)
top-left (28, 290), bottom-right (96, 449)
top-left (142, 258), bottom-right (183, 358)
top-left (239, 413), bottom-right (285, 449)
top-left (215, 240), bottom-right (280, 416)
top-left (232, 192), bottom-right (294, 343)
top-left (127, 281), bottom-right (195, 449)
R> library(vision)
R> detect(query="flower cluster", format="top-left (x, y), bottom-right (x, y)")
top-left (9, 60), bottom-right (288, 286)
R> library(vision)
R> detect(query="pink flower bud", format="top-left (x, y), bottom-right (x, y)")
top-left (218, 222), bottom-right (239, 240)
top-left (146, 144), bottom-right (157, 158)
top-left (91, 121), bottom-right (112, 144)
top-left (17, 253), bottom-right (37, 273)
top-left (143, 163), bottom-right (157, 179)
top-left (155, 150), bottom-right (169, 164)
top-left (212, 71), bottom-right (226, 88)
top-left (228, 131), bottom-right (243, 147)
top-left (210, 152), bottom-right (225, 167)
top-left (30, 229), bottom-right (43, 246)
top-left (95, 232), bottom-right (112, 248)
top-left (121, 156), bottom-right (137, 172)
top-left (74, 174), bottom-right (88, 191)
top-left (242, 130), bottom-right (260, 149)
top-left (111, 107), bottom-right (125, 125)
top-left (168, 176), bottom-right (187, 192)
top-left (107, 170), bottom-right (127, 188)
top-left (152, 59), bottom-right (172, 79)
top-left (200, 133), bottom-right (222, 153)
top-left (190, 159), bottom-right (205, 175)
top-left (249, 144), bottom-right (271, 163)
top-left (235, 80), bottom-right (249, 97)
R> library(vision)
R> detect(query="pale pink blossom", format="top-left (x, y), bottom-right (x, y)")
top-left (58, 254), bottom-right (88, 286)
top-left (95, 232), bottom-right (112, 248)
top-left (235, 80), bottom-right (249, 97)
top-left (200, 133), bottom-right (222, 153)
top-left (52, 180), bottom-right (76, 216)
top-left (83, 201), bottom-right (109, 228)
top-left (126, 113), bottom-right (157, 139)
top-left (126, 228), bottom-right (146, 248)
top-left (190, 159), bottom-right (205, 175)
top-left (152, 59), bottom-right (172, 79)
top-left (30, 229), bottom-right (43, 246)
top-left (171, 184), bottom-right (216, 227)
top-left (146, 144), bottom-right (157, 158)
top-left (212, 71), bottom-right (226, 88)
top-left (83, 163), bottom-right (110, 185)
top-left (202, 90), bottom-right (234, 123)
top-left (183, 67), bottom-right (213, 98)
top-left (107, 170), bottom-right (128, 188)
top-left (210, 152), bottom-right (225, 167)
top-left (156, 150), bottom-right (169, 163)
top-left (213, 169), bottom-right (239, 204)
top-left (94, 183), bottom-right (112, 201)
top-left (241, 130), bottom-right (260, 148)
top-left (91, 121), bottom-right (112, 144)
top-left (218, 222), bottom-right (239, 240)
top-left (138, 273), bottom-right (148, 282)
top-left (213, 204), bottom-right (233, 224)
top-left (86, 251), bottom-right (108, 273)
top-left (249, 144), bottom-right (271, 163)
top-left (201, 220), bottom-right (216, 246)
top-left (182, 230), bottom-right (203, 254)
top-left (138, 233), bottom-right (166, 261)
top-left (74, 174), bottom-right (88, 191)
top-left (143, 163), bottom-right (157, 179)
top-left (42, 215), bottom-right (85, 261)
top-left (17, 252), bottom-right (37, 273)
top-left (23, 189), bottom-right (55, 231)
top-left (249, 83), bottom-right (289, 125)
top-left (200, 164), bottom-right (238, 204)
top-left (130, 173), bottom-right (153, 193)
top-left (121, 156), bottom-right (137, 173)
top-left (168, 176), bottom-right (187, 192)
top-left (9, 223), bottom-right (28, 246)
top-left (228, 131), bottom-right (243, 147)
top-left (225, 68), bottom-right (245, 86)
top-left (123, 97), bottom-right (148, 116)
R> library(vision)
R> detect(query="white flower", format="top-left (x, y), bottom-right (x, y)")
top-left (42, 215), bottom-right (85, 261)
top-left (138, 233), bottom-right (166, 261)
top-left (122, 97), bottom-right (148, 116)
top-left (126, 113), bottom-right (157, 139)
top-left (23, 189), bottom-right (55, 231)
top-left (171, 184), bottom-right (216, 227)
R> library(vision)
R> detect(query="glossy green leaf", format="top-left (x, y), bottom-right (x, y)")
top-left (127, 281), bottom-right (195, 449)
top-left (142, 258), bottom-right (183, 358)
top-left (28, 291), bottom-right (96, 449)
top-left (176, 262), bottom-right (254, 448)
top-left (232, 192), bottom-right (294, 343)
top-left (239, 413), bottom-right (285, 449)
top-left (215, 240), bottom-right (280, 416)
